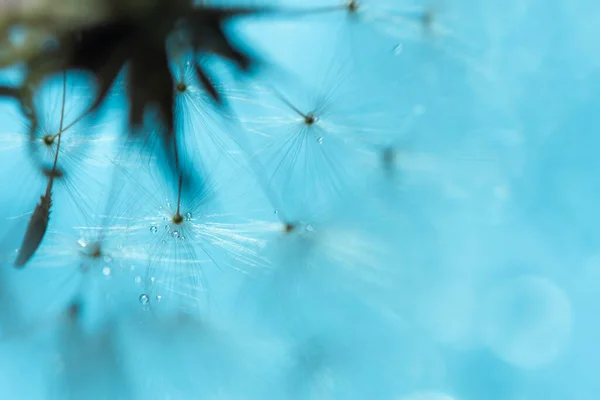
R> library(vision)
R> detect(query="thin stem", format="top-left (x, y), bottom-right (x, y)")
top-left (175, 172), bottom-right (183, 218)
top-left (45, 71), bottom-right (66, 198)
top-left (267, 85), bottom-right (309, 120)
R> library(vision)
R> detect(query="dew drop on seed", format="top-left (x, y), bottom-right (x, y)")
top-left (317, 137), bottom-right (323, 144)
top-left (150, 226), bottom-right (158, 233)
top-left (179, 236), bottom-right (185, 241)
top-left (134, 276), bottom-right (142, 284)
top-left (185, 212), bottom-right (192, 221)
top-left (172, 230), bottom-right (179, 238)
top-left (274, 210), bottom-right (278, 215)
top-left (156, 295), bottom-right (163, 302)
top-left (150, 276), bottom-right (156, 283)
top-left (161, 240), bottom-right (167, 245)
top-left (393, 44), bottom-right (403, 55)
top-left (164, 225), bottom-right (171, 232)
top-left (139, 294), bottom-right (149, 305)
top-left (102, 266), bottom-right (111, 276)
top-left (77, 238), bottom-right (87, 248)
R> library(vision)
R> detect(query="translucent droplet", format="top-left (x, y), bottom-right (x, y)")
top-left (156, 295), bottom-right (163, 302)
top-left (317, 137), bottom-right (323, 144)
top-left (77, 238), bottom-right (87, 248)
top-left (393, 43), bottom-right (403, 55)
top-left (150, 226), bottom-right (158, 233)
top-left (171, 230), bottom-right (180, 238)
top-left (134, 276), bottom-right (142, 284)
top-left (161, 240), bottom-right (167, 245)
top-left (179, 235), bottom-right (185, 241)
top-left (164, 225), bottom-right (171, 232)
top-left (185, 212), bottom-right (193, 221)
top-left (150, 276), bottom-right (156, 283)
top-left (274, 210), bottom-right (278, 215)
top-left (139, 294), bottom-right (149, 305)
top-left (102, 266), bottom-right (111, 276)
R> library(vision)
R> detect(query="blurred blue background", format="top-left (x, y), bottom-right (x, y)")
top-left (0, 0), bottom-right (599, 399)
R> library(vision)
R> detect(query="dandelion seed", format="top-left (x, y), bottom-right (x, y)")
top-left (14, 73), bottom-right (68, 268)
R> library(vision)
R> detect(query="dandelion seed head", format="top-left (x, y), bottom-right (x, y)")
top-left (284, 223), bottom-right (296, 233)
top-left (304, 112), bottom-right (318, 126)
top-left (176, 82), bottom-right (187, 93)
top-left (172, 213), bottom-right (184, 225)
top-left (88, 243), bottom-right (102, 259)
top-left (346, 0), bottom-right (360, 14)
top-left (42, 134), bottom-right (56, 146)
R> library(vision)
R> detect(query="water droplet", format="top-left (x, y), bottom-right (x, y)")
top-left (139, 294), bottom-right (149, 305)
top-left (164, 225), bottom-right (171, 232)
top-left (393, 43), bottom-right (403, 55)
top-left (179, 235), bottom-right (185, 241)
top-left (274, 210), bottom-right (278, 215)
top-left (156, 295), bottom-right (163, 302)
top-left (185, 212), bottom-right (193, 221)
top-left (150, 276), bottom-right (156, 283)
top-left (77, 238), bottom-right (87, 248)
top-left (317, 137), bottom-right (323, 144)
top-left (171, 230), bottom-right (180, 238)
top-left (150, 226), bottom-right (158, 233)
top-left (134, 276), bottom-right (142, 284)
top-left (161, 240), bottom-right (167, 245)
top-left (102, 266), bottom-right (112, 276)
